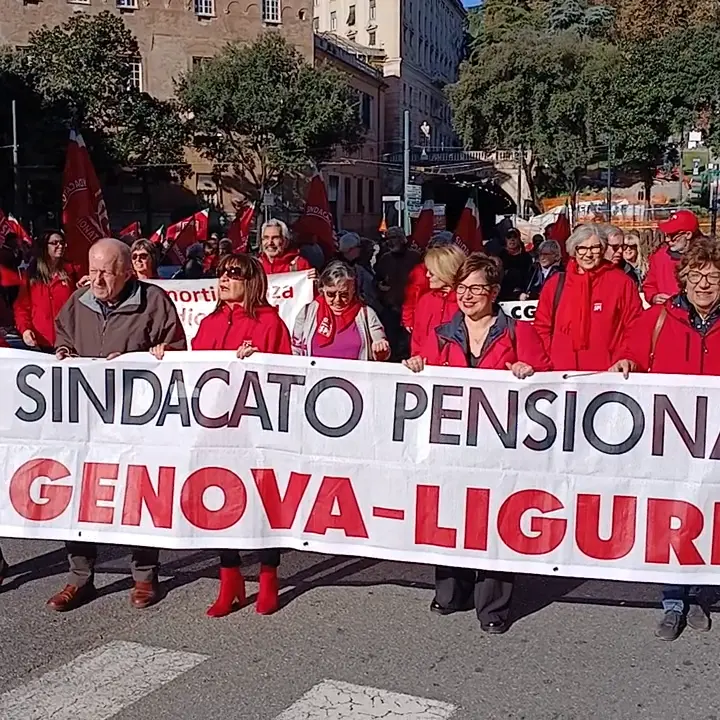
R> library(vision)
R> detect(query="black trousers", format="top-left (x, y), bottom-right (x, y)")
top-left (219, 549), bottom-right (281, 569)
top-left (434, 565), bottom-right (514, 624)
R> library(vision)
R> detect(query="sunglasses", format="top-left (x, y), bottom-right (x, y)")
top-left (220, 266), bottom-right (246, 280)
top-left (47, 240), bottom-right (67, 247)
top-left (324, 290), bottom-right (352, 302)
top-left (132, 252), bottom-right (150, 261)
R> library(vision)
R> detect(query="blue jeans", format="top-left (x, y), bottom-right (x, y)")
top-left (662, 585), bottom-right (702, 614)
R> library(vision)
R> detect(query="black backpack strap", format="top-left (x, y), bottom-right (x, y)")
top-left (549, 271), bottom-right (566, 335)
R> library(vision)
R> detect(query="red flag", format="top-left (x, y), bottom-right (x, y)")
top-left (452, 198), bottom-right (484, 254)
top-left (61, 130), bottom-right (111, 271)
top-left (228, 205), bottom-right (255, 253)
top-left (545, 208), bottom-right (571, 262)
top-left (6, 214), bottom-right (32, 246)
top-left (293, 172), bottom-right (335, 258)
top-left (0, 210), bottom-right (15, 248)
top-left (165, 210), bottom-right (209, 264)
top-left (118, 221), bottom-right (141, 240)
top-left (149, 225), bottom-right (164, 245)
top-left (411, 200), bottom-right (435, 250)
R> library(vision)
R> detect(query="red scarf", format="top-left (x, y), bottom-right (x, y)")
top-left (315, 296), bottom-right (362, 347)
top-left (555, 260), bottom-right (613, 352)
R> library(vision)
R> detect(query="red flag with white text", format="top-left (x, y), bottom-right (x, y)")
top-left (228, 205), bottom-right (255, 253)
top-left (293, 172), bottom-right (335, 259)
top-left (165, 210), bottom-right (209, 264)
top-left (118, 221), bottom-right (141, 240)
top-left (452, 198), bottom-right (484, 254)
top-left (149, 225), bottom-right (164, 246)
top-left (62, 130), bottom-right (111, 271)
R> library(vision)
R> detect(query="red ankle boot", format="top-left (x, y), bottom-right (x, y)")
top-left (256, 565), bottom-right (279, 615)
top-left (206, 567), bottom-right (246, 618)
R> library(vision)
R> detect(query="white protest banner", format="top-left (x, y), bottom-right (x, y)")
top-left (3, 347), bottom-right (720, 585)
top-left (148, 272), bottom-right (314, 341)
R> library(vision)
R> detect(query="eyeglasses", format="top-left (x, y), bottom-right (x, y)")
top-left (457, 283), bottom-right (493, 298)
top-left (607, 243), bottom-right (632, 251)
top-left (219, 266), bottom-right (246, 280)
top-left (47, 240), bottom-right (66, 247)
top-left (575, 245), bottom-right (603, 257)
top-left (687, 270), bottom-right (720, 286)
top-left (324, 290), bottom-right (352, 302)
top-left (132, 252), bottom-right (150, 261)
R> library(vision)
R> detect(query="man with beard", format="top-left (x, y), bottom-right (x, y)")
top-left (258, 219), bottom-right (313, 275)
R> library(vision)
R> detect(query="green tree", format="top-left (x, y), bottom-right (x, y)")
top-left (177, 33), bottom-right (365, 201)
top-left (0, 12), bottom-right (188, 175)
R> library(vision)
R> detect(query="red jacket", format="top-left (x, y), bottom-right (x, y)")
top-left (411, 290), bottom-right (458, 356)
top-left (534, 264), bottom-right (642, 371)
top-left (642, 246), bottom-right (681, 304)
top-left (14, 264), bottom-right (81, 348)
top-left (626, 297), bottom-right (720, 375)
top-left (401, 262), bottom-right (430, 329)
top-left (192, 303), bottom-right (291, 354)
top-left (421, 309), bottom-right (551, 370)
top-left (259, 251), bottom-right (311, 275)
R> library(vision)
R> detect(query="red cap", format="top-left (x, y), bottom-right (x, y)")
top-left (658, 210), bottom-right (700, 235)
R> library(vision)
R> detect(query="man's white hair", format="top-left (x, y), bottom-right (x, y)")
top-left (261, 219), bottom-right (291, 242)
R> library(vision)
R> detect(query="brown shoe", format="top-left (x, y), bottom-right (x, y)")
top-left (130, 581), bottom-right (160, 609)
top-left (47, 584), bottom-right (96, 612)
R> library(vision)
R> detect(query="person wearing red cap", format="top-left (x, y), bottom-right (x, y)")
top-left (643, 210), bottom-right (701, 305)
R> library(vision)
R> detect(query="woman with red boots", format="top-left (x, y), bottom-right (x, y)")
top-left (14, 230), bottom-right (81, 351)
top-left (404, 253), bottom-right (550, 634)
top-left (151, 252), bottom-right (291, 618)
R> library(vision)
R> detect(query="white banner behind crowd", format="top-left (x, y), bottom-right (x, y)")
top-left (148, 273), bottom-right (315, 340)
top-left (2, 347), bottom-right (720, 585)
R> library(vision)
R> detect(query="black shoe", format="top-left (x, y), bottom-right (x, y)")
top-left (481, 620), bottom-right (509, 635)
top-left (430, 600), bottom-right (457, 616)
top-left (686, 603), bottom-right (711, 632)
top-left (655, 610), bottom-right (683, 641)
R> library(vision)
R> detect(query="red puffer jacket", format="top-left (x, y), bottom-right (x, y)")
top-left (534, 262), bottom-right (642, 371)
top-left (14, 264), bottom-right (81, 348)
top-left (421, 309), bottom-right (551, 370)
top-left (192, 303), bottom-right (291, 353)
top-left (626, 297), bottom-right (720, 375)
top-left (401, 262), bottom-right (430, 330)
top-left (410, 290), bottom-right (458, 356)
top-left (642, 246), bottom-right (681, 304)
top-left (259, 251), bottom-right (311, 275)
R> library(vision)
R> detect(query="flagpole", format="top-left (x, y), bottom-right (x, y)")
top-left (11, 100), bottom-right (19, 217)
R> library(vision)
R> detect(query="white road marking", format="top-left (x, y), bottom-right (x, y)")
top-left (0, 640), bottom-right (207, 720)
top-left (274, 679), bottom-right (457, 719)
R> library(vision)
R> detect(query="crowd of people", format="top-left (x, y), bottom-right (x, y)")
top-left (0, 207), bottom-right (714, 641)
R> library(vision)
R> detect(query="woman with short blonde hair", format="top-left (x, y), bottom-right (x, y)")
top-left (410, 244), bottom-right (467, 355)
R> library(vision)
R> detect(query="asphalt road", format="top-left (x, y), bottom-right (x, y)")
top-left (0, 538), bottom-right (718, 720)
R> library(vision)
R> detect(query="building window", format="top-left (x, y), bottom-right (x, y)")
top-left (192, 56), bottom-right (211, 69)
top-left (369, 0), bottom-right (376, 21)
top-left (368, 30), bottom-right (376, 45)
top-left (368, 179), bottom-right (376, 213)
top-left (330, 11), bottom-right (337, 30)
top-left (344, 177), bottom-right (352, 214)
top-left (194, 0), bottom-right (214, 16)
top-left (358, 92), bottom-right (372, 129)
top-left (347, 4), bottom-right (356, 25)
top-left (313, 16), bottom-right (319, 30)
top-left (262, 0), bottom-right (281, 23)
top-left (356, 178), bottom-right (364, 213)
top-left (129, 59), bottom-right (142, 91)
top-left (117, 0), bottom-right (138, 9)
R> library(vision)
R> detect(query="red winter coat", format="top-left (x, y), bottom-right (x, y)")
top-left (401, 262), bottom-right (430, 329)
top-left (421, 309), bottom-right (551, 370)
top-left (642, 246), bottom-right (681, 304)
top-left (534, 263), bottom-right (642, 371)
top-left (192, 302), bottom-right (291, 354)
top-left (259, 251), bottom-right (311, 275)
top-left (626, 297), bottom-right (720, 375)
top-left (410, 290), bottom-right (458, 356)
top-left (14, 264), bottom-right (81, 348)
